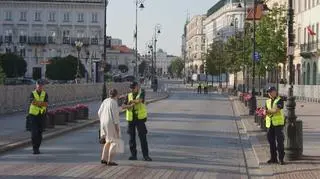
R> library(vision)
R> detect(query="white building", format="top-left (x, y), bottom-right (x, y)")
top-left (0, 0), bottom-right (105, 81)
top-left (185, 15), bottom-right (206, 75)
top-left (106, 45), bottom-right (135, 76)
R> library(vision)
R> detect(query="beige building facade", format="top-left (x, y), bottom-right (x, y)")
top-left (185, 15), bottom-right (206, 75)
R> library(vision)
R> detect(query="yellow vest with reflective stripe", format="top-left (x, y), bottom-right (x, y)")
top-left (265, 97), bottom-right (285, 128)
top-left (126, 91), bottom-right (147, 121)
top-left (29, 90), bottom-right (47, 116)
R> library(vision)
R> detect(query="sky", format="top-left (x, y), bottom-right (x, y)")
top-left (107, 0), bottom-right (219, 56)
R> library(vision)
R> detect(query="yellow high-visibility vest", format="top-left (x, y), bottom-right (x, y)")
top-left (126, 91), bottom-right (147, 121)
top-left (29, 90), bottom-right (47, 116)
top-left (265, 97), bottom-right (285, 128)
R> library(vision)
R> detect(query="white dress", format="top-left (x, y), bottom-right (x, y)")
top-left (98, 98), bottom-right (121, 142)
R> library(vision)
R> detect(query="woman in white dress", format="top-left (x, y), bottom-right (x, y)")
top-left (98, 89), bottom-right (126, 166)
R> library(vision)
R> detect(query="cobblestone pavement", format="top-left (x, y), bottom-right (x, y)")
top-left (0, 87), bottom-right (262, 178)
top-left (232, 96), bottom-right (320, 179)
top-left (0, 90), bottom-right (167, 152)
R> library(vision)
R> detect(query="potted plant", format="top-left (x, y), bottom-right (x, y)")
top-left (64, 107), bottom-right (77, 122)
top-left (45, 110), bottom-right (55, 129)
top-left (75, 104), bottom-right (89, 120)
top-left (54, 108), bottom-right (68, 125)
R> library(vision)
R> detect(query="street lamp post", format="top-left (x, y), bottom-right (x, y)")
top-left (134, 0), bottom-right (145, 80)
top-left (285, 0), bottom-right (303, 160)
top-left (101, 0), bottom-right (109, 83)
top-left (230, 17), bottom-right (238, 94)
top-left (153, 24), bottom-right (161, 77)
top-left (75, 40), bottom-right (83, 84)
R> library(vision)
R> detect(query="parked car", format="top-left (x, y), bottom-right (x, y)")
top-left (122, 75), bottom-right (135, 82)
top-left (4, 78), bottom-right (36, 85)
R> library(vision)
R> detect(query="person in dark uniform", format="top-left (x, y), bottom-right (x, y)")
top-left (28, 80), bottom-right (48, 154)
top-left (265, 86), bottom-right (285, 165)
top-left (122, 82), bottom-right (152, 161)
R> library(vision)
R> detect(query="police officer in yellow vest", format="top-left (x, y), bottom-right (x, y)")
top-left (28, 80), bottom-right (48, 154)
top-left (265, 86), bottom-right (285, 165)
top-left (122, 82), bottom-right (152, 161)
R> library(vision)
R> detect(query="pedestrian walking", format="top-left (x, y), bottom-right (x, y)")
top-left (98, 89), bottom-right (123, 166)
top-left (197, 83), bottom-right (202, 94)
top-left (27, 80), bottom-right (48, 154)
top-left (265, 86), bottom-right (285, 165)
top-left (122, 81), bottom-right (152, 161)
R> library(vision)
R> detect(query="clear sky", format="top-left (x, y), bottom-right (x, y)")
top-left (107, 0), bottom-right (219, 56)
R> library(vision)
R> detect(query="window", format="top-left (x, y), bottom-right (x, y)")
top-left (305, 0), bottom-right (307, 10)
top-left (5, 11), bottom-right (12, 21)
top-left (92, 13), bottom-right (98, 23)
top-left (35, 12), bottom-right (41, 21)
top-left (49, 12), bottom-right (55, 22)
top-left (312, 25), bottom-right (315, 42)
top-left (304, 28), bottom-right (306, 43)
top-left (20, 48), bottom-right (26, 57)
top-left (78, 13), bottom-right (84, 22)
top-left (63, 12), bottom-right (70, 22)
top-left (20, 12), bottom-right (27, 21)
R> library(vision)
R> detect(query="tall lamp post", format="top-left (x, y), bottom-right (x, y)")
top-left (75, 40), bottom-right (83, 84)
top-left (248, 0), bottom-right (269, 115)
top-left (102, 0), bottom-right (109, 83)
top-left (153, 24), bottom-right (161, 77)
top-left (230, 16), bottom-right (238, 94)
top-left (285, 0), bottom-right (303, 160)
top-left (134, 0), bottom-right (145, 80)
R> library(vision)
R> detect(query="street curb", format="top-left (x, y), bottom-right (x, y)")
top-left (229, 96), bottom-right (275, 176)
top-left (0, 93), bottom-right (170, 155)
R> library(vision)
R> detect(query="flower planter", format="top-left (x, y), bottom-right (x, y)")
top-left (76, 108), bottom-right (89, 120)
top-left (45, 112), bottom-right (55, 129)
top-left (64, 107), bottom-right (77, 122)
top-left (54, 112), bottom-right (67, 125)
top-left (75, 104), bottom-right (89, 120)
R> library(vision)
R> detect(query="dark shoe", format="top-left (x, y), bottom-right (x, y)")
top-left (101, 160), bottom-right (107, 164)
top-left (107, 162), bottom-right (118, 166)
top-left (128, 156), bottom-right (137, 160)
top-left (33, 150), bottom-right (40, 155)
top-left (267, 159), bottom-right (278, 164)
top-left (279, 160), bottom-right (285, 165)
top-left (144, 156), bottom-right (152, 161)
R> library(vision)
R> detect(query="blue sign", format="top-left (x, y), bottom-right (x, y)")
top-left (253, 52), bottom-right (260, 61)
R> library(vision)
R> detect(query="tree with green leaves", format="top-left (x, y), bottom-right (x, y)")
top-left (0, 53), bottom-right (27, 78)
top-left (169, 57), bottom-right (184, 78)
top-left (46, 55), bottom-right (85, 80)
top-left (255, 5), bottom-right (287, 85)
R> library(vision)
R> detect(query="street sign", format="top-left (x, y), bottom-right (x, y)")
top-left (253, 52), bottom-right (260, 61)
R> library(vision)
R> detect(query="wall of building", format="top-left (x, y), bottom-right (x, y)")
top-left (0, 0), bottom-right (104, 80)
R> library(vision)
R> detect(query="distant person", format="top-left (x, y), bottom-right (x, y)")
top-left (28, 80), bottom-right (48, 154)
top-left (265, 86), bottom-right (285, 165)
top-left (122, 82), bottom-right (152, 161)
top-left (197, 83), bottom-right (202, 94)
top-left (98, 89), bottom-right (122, 166)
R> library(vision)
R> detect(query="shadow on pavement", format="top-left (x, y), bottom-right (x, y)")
top-left (148, 112), bottom-right (237, 121)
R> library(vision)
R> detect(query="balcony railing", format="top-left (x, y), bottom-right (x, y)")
top-left (5, 36), bottom-right (12, 43)
top-left (300, 42), bottom-right (318, 53)
top-left (63, 37), bottom-right (71, 44)
top-left (19, 36), bottom-right (27, 43)
top-left (71, 37), bottom-right (90, 46)
top-left (28, 36), bottom-right (47, 45)
top-left (48, 36), bottom-right (55, 44)
top-left (91, 38), bottom-right (98, 45)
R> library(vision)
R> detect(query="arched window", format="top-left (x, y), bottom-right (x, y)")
top-left (307, 63), bottom-right (311, 85)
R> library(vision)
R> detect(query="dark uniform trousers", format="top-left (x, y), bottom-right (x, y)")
top-left (30, 114), bottom-right (44, 151)
top-left (267, 124), bottom-right (285, 161)
top-left (127, 120), bottom-right (149, 157)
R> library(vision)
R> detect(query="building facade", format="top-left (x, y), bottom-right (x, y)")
top-left (185, 15), bottom-right (206, 75)
top-left (106, 45), bottom-right (135, 76)
top-left (0, 0), bottom-right (105, 81)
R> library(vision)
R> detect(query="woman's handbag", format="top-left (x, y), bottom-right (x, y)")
top-left (99, 129), bottom-right (106, 144)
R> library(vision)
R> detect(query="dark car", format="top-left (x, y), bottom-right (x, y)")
top-left (122, 75), bottom-right (135, 82)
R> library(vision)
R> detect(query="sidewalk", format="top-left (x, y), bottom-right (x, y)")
top-left (231, 96), bottom-right (320, 178)
top-left (0, 91), bottom-right (169, 154)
